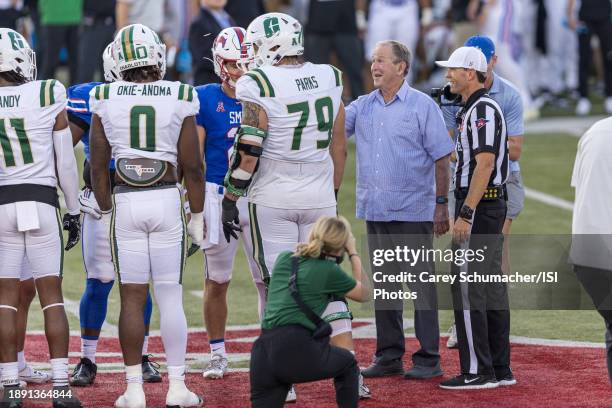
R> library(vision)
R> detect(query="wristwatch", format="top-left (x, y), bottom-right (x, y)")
top-left (459, 205), bottom-right (474, 222)
top-left (436, 196), bottom-right (448, 204)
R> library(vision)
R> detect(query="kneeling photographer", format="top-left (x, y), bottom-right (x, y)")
top-left (250, 216), bottom-right (369, 408)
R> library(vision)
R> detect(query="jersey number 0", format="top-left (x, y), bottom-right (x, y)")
top-left (130, 105), bottom-right (156, 151)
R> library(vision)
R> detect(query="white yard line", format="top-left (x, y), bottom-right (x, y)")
top-left (524, 187), bottom-right (574, 211)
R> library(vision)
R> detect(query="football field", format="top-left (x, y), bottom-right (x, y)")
top-left (19, 124), bottom-right (612, 407)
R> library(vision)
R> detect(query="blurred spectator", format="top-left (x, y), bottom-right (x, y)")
top-left (189, 0), bottom-right (235, 85)
top-left (0, 0), bottom-right (24, 31)
top-left (567, 0), bottom-right (612, 115)
top-left (75, 0), bottom-right (116, 83)
top-left (38, 0), bottom-right (82, 83)
top-left (450, 0), bottom-right (477, 47)
top-left (225, 0), bottom-right (265, 29)
top-left (305, 0), bottom-right (363, 101)
top-left (276, 0), bottom-right (308, 24)
top-left (164, 0), bottom-right (197, 80)
top-left (365, 0), bottom-right (428, 83)
top-left (116, 0), bottom-right (165, 32)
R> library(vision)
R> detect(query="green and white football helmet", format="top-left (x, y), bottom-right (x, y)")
top-left (243, 12), bottom-right (304, 69)
top-left (0, 28), bottom-right (36, 81)
top-left (113, 24), bottom-right (166, 79)
top-left (102, 42), bottom-right (119, 82)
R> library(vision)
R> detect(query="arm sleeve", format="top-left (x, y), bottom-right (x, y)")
top-left (422, 99), bottom-right (456, 161)
top-left (505, 91), bottom-right (525, 137)
top-left (469, 102), bottom-right (499, 155)
top-left (53, 126), bottom-right (80, 215)
top-left (323, 264), bottom-right (357, 297)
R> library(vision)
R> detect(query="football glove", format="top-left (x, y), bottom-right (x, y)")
top-left (187, 212), bottom-right (205, 248)
top-left (221, 197), bottom-right (241, 243)
top-left (62, 213), bottom-right (81, 251)
top-left (79, 187), bottom-right (101, 219)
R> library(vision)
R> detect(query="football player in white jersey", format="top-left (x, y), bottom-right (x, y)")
top-left (0, 29), bottom-right (83, 407)
top-left (222, 12), bottom-right (370, 401)
top-left (89, 24), bottom-right (204, 408)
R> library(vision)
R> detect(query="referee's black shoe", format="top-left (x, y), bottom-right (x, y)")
top-left (142, 355), bottom-right (162, 383)
top-left (439, 374), bottom-right (499, 390)
top-left (69, 358), bottom-right (97, 386)
top-left (361, 359), bottom-right (404, 378)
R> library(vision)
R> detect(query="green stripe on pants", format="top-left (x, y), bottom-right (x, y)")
top-left (248, 202), bottom-right (270, 284)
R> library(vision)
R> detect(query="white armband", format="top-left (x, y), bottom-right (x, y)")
top-left (53, 126), bottom-right (80, 215)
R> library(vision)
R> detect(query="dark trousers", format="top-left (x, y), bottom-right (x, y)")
top-left (578, 19), bottom-right (612, 97)
top-left (76, 17), bottom-right (115, 84)
top-left (366, 221), bottom-right (440, 368)
top-left (250, 325), bottom-right (359, 408)
top-left (575, 265), bottom-right (612, 383)
top-left (451, 198), bottom-right (510, 377)
top-left (305, 33), bottom-right (364, 101)
top-left (40, 24), bottom-right (79, 84)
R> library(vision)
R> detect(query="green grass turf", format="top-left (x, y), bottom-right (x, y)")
top-left (25, 133), bottom-right (606, 343)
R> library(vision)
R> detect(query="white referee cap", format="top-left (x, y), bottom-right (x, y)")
top-left (435, 46), bottom-right (488, 73)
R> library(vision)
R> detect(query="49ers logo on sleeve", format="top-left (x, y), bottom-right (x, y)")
top-left (475, 118), bottom-right (489, 130)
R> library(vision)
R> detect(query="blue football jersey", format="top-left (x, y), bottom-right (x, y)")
top-left (67, 81), bottom-right (115, 170)
top-left (195, 83), bottom-right (241, 185)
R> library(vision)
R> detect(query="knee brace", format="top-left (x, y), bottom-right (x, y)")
top-left (322, 300), bottom-right (353, 337)
top-left (79, 278), bottom-right (114, 331)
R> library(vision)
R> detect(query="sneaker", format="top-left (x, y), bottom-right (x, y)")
top-left (446, 324), bottom-right (458, 349)
top-left (52, 386), bottom-right (82, 408)
top-left (203, 354), bottom-right (228, 380)
top-left (358, 374), bottom-right (371, 399)
top-left (69, 358), bottom-right (97, 387)
top-left (497, 371), bottom-right (517, 386)
top-left (439, 374), bottom-right (499, 390)
top-left (141, 355), bottom-right (161, 383)
top-left (19, 365), bottom-right (51, 384)
top-left (403, 364), bottom-right (443, 379)
top-left (361, 359), bottom-right (403, 378)
top-left (576, 98), bottom-right (591, 116)
top-left (285, 385), bottom-right (297, 403)
top-left (0, 381), bottom-right (26, 389)
top-left (605, 97), bottom-right (612, 114)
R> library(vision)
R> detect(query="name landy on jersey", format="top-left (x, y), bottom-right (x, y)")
top-left (117, 84), bottom-right (172, 97)
top-left (0, 94), bottom-right (20, 108)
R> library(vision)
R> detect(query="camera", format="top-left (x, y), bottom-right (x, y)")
top-left (431, 83), bottom-right (462, 106)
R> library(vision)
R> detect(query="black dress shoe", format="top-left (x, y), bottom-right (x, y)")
top-left (404, 365), bottom-right (443, 379)
top-left (361, 359), bottom-right (404, 378)
top-left (69, 358), bottom-right (97, 387)
top-left (1, 384), bottom-right (22, 408)
top-left (52, 386), bottom-right (82, 408)
top-left (142, 354), bottom-right (162, 383)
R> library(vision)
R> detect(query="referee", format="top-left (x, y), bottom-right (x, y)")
top-left (435, 46), bottom-right (513, 390)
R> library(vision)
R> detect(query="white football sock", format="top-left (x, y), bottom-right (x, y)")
top-left (17, 350), bottom-right (26, 371)
top-left (0, 362), bottom-right (19, 386)
top-left (141, 336), bottom-right (149, 356)
top-left (125, 364), bottom-right (143, 384)
top-left (81, 338), bottom-right (98, 363)
top-left (50, 358), bottom-right (69, 387)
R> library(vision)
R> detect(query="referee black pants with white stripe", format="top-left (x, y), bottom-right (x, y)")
top-left (452, 198), bottom-right (511, 378)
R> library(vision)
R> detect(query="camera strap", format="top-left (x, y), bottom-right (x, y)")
top-left (289, 256), bottom-right (332, 339)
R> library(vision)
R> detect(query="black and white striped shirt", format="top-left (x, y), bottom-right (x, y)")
top-left (455, 88), bottom-right (509, 189)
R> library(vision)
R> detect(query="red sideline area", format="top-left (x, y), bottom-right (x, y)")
top-left (19, 329), bottom-right (611, 407)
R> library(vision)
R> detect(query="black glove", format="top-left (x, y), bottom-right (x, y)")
top-left (221, 197), bottom-right (242, 243)
top-left (62, 213), bottom-right (81, 251)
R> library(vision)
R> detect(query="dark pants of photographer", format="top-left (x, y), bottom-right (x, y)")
top-left (575, 265), bottom-right (612, 383)
top-left (367, 221), bottom-right (440, 368)
top-left (451, 198), bottom-right (511, 378)
top-left (250, 325), bottom-right (359, 408)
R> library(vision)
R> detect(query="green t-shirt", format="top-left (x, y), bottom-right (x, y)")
top-left (40, 0), bottom-right (83, 25)
top-left (262, 251), bottom-right (357, 331)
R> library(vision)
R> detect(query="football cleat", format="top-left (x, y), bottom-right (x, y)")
top-left (19, 365), bottom-right (51, 384)
top-left (165, 382), bottom-right (203, 408)
top-left (70, 358), bottom-right (97, 387)
top-left (203, 354), bottom-right (228, 380)
top-left (285, 385), bottom-right (296, 403)
top-left (52, 386), bottom-right (82, 408)
top-left (115, 383), bottom-right (146, 408)
top-left (142, 355), bottom-right (162, 383)
top-left (359, 374), bottom-right (372, 399)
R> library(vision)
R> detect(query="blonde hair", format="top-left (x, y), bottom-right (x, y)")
top-left (295, 216), bottom-right (352, 258)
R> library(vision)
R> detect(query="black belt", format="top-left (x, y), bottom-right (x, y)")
top-left (0, 184), bottom-right (59, 208)
top-left (455, 186), bottom-right (505, 201)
